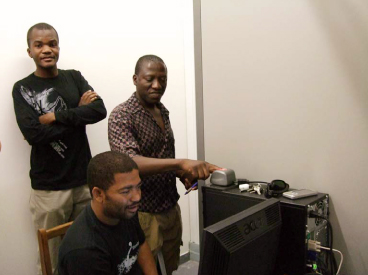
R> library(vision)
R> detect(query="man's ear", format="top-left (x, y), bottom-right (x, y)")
top-left (92, 187), bottom-right (105, 203)
top-left (133, 74), bottom-right (138, 86)
top-left (27, 48), bottom-right (32, 58)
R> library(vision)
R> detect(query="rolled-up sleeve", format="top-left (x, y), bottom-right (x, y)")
top-left (108, 107), bottom-right (140, 157)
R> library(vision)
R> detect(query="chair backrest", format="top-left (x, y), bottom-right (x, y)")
top-left (37, 221), bottom-right (73, 275)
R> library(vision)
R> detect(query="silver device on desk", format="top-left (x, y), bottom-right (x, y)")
top-left (210, 169), bottom-right (236, 186)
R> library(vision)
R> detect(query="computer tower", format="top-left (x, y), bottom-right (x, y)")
top-left (202, 184), bottom-right (329, 275)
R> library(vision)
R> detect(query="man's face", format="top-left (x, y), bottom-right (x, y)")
top-left (103, 169), bottom-right (142, 221)
top-left (133, 61), bottom-right (167, 107)
top-left (27, 28), bottom-right (59, 72)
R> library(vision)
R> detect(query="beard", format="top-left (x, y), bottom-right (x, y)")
top-left (103, 194), bottom-right (139, 220)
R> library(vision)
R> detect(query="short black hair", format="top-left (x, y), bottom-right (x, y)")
top-left (27, 22), bottom-right (59, 47)
top-left (87, 151), bottom-right (138, 195)
top-left (135, 55), bottom-right (166, 75)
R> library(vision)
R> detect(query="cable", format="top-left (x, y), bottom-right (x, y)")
top-left (307, 240), bottom-right (344, 275)
top-left (318, 245), bottom-right (343, 275)
top-left (309, 212), bottom-right (337, 275)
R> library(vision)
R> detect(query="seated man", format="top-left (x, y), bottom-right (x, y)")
top-left (58, 151), bottom-right (158, 275)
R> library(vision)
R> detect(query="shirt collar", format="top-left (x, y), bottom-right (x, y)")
top-left (129, 92), bottom-right (169, 116)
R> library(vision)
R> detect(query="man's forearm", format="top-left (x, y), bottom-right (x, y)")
top-left (55, 99), bottom-right (107, 126)
top-left (132, 156), bottom-right (223, 188)
top-left (138, 241), bottom-right (158, 275)
top-left (39, 112), bottom-right (56, 125)
top-left (132, 156), bottom-right (183, 176)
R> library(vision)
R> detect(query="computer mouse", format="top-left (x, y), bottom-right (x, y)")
top-left (210, 169), bottom-right (236, 186)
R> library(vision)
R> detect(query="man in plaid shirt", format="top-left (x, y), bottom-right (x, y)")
top-left (108, 55), bottom-right (222, 274)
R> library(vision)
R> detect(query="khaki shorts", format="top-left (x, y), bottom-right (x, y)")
top-left (30, 184), bottom-right (91, 275)
top-left (138, 203), bottom-right (183, 275)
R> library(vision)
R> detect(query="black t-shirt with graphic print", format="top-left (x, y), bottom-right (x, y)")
top-left (12, 70), bottom-right (106, 190)
top-left (58, 204), bottom-right (145, 275)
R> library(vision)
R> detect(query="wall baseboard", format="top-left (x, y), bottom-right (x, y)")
top-left (179, 252), bottom-right (190, 265)
top-left (189, 242), bottom-right (200, 262)
top-left (180, 242), bottom-right (200, 264)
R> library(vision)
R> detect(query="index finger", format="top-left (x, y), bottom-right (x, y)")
top-left (208, 163), bottom-right (225, 173)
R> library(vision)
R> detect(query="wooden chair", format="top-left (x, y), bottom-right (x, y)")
top-left (37, 221), bottom-right (73, 275)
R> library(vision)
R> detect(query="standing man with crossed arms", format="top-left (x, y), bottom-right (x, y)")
top-left (12, 22), bottom-right (107, 274)
top-left (108, 55), bottom-right (222, 274)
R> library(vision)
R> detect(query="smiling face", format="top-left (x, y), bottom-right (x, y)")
top-left (27, 28), bottom-right (59, 77)
top-left (133, 60), bottom-right (167, 108)
top-left (102, 169), bottom-right (142, 222)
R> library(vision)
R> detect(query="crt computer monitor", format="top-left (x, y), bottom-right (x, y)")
top-left (198, 198), bottom-right (282, 275)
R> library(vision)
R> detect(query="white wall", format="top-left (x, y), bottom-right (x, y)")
top-left (200, 0), bottom-right (368, 274)
top-left (0, 1), bottom-right (196, 274)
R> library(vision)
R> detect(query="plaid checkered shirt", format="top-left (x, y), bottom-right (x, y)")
top-left (108, 93), bottom-right (179, 213)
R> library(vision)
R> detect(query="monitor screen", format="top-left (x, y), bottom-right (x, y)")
top-left (198, 198), bottom-right (282, 275)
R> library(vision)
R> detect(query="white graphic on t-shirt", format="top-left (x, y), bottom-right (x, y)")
top-left (20, 86), bottom-right (67, 114)
top-left (117, 241), bottom-right (139, 275)
top-left (20, 86), bottom-right (68, 158)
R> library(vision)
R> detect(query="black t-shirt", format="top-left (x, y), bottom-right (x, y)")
top-left (58, 204), bottom-right (145, 275)
top-left (12, 70), bottom-right (106, 190)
